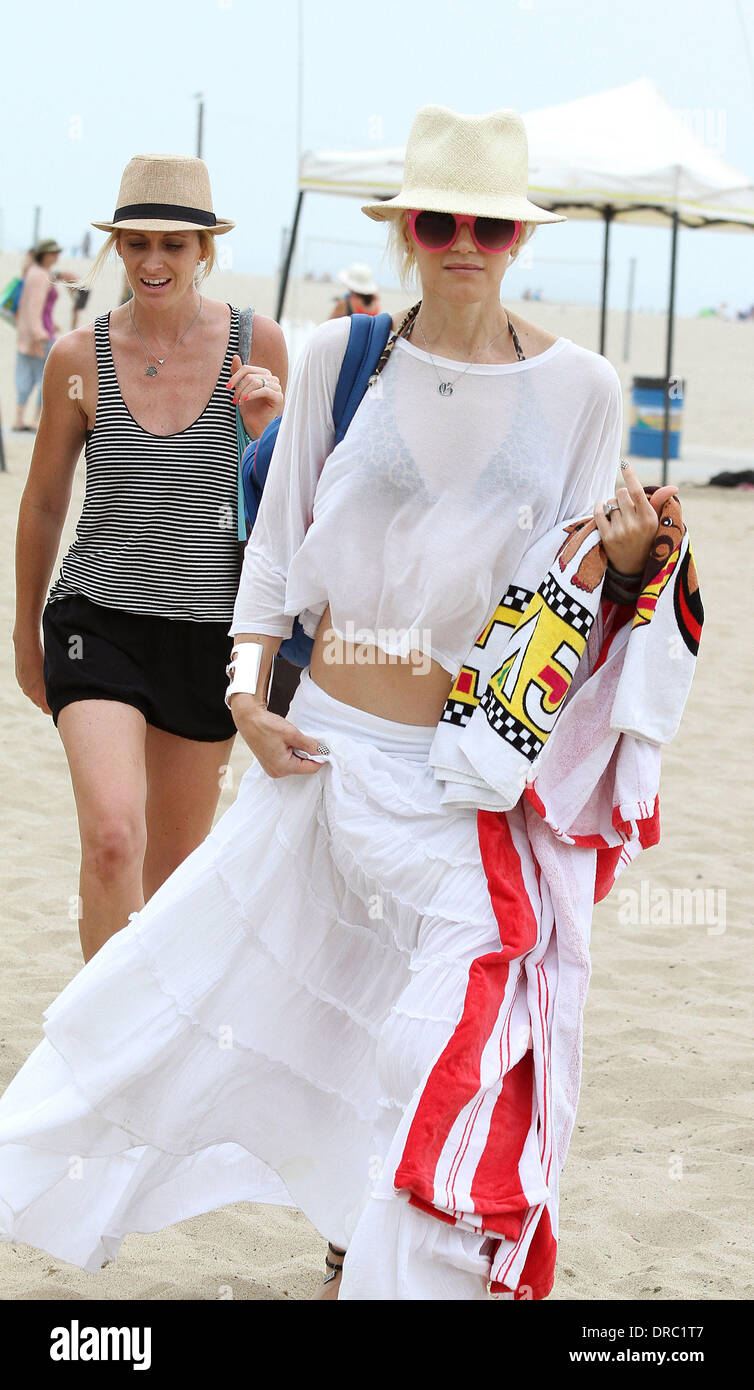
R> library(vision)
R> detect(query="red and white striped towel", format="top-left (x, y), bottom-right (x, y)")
top-left (389, 499), bottom-right (703, 1298)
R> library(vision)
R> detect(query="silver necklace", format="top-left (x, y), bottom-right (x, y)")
top-left (129, 295), bottom-right (203, 377)
top-left (416, 310), bottom-right (522, 395)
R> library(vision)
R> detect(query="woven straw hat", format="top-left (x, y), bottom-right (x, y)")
top-left (92, 154), bottom-right (234, 235)
top-left (362, 105), bottom-right (565, 226)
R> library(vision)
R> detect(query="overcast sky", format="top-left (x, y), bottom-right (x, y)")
top-left (2, 0), bottom-right (753, 315)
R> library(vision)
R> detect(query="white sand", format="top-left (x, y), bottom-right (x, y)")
top-left (0, 264), bottom-right (751, 1299)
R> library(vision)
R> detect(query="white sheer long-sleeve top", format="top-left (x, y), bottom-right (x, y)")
top-left (230, 316), bottom-right (623, 677)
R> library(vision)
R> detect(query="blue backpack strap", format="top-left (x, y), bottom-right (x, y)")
top-left (240, 420), bottom-right (280, 535)
top-left (236, 412), bottom-right (251, 540)
top-left (332, 312), bottom-right (393, 445)
top-left (235, 307), bottom-right (255, 540)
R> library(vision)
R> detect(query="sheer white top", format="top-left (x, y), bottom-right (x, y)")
top-left (230, 316), bottom-right (623, 677)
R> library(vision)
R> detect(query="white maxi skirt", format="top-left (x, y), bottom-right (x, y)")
top-left (0, 667), bottom-right (507, 1299)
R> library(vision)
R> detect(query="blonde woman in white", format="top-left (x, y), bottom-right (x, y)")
top-left (0, 109), bottom-right (675, 1300)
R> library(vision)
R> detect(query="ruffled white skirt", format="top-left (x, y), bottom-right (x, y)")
top-left (0, 667), bottom-right (505, 1299)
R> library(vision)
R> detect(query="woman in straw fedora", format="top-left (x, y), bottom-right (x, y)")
top-left (0, 108), bottom-right (680, 1299)
top-left (12, 154), bottom-right (287, 962)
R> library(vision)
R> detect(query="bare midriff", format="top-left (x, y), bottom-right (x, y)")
top-left (308, 603), bottom-right (455, 726)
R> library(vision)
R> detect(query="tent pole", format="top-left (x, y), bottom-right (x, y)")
top-left (275, 190), bottom-right (304, 324)
top-left (599, 206), bottom-right (613, 356)
top-left (622, 256), bottom-right (636, 362)
top-left (662, 209), bottom-right (679, 487)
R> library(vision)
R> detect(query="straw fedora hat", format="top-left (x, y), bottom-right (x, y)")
top-left (362, 105), bottom-right (566, 226)
top-left (92, 154), bottom-right (234, 235)
top-left (337, 263), bottom-right (378, 295)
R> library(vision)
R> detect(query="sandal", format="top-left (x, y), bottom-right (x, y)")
top-left (323, 1241), bottom-right (347, 1285)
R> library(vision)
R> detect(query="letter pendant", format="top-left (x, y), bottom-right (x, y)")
top-left (438, 381), bottom-right (453, 396)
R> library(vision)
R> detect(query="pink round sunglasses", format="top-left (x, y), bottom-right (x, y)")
top-left (408, 209), bottom-right (522, 255)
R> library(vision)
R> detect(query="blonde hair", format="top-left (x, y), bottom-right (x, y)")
top-left (75, 228), bottom-right (217, 292)
top-left (386, 211), bottom-right (536, 293)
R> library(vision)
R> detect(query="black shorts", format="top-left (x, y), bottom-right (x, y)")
top-left (42, 593), bottom-right (237, 742)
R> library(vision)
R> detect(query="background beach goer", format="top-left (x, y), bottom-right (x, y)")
top-left (12, 239), bottom-right (70, 430)
top-left (12, 154), bottom-right (287, 961)
top-left (327, 262), bottom-right (381, 318)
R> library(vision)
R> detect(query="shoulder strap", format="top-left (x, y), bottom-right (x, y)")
top-left (235, 307), bottom-right (256, 540)
top-left (237, 305), bottom-right (255, 364)
top-left (92, 312), bottom-right (114, 373)
top-left (332, 311), bottom-right (393, 446)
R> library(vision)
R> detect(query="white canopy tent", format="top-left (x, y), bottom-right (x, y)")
top-left (277, 79), bottom-right (754, 481)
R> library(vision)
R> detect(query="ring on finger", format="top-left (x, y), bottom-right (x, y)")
top-left (603, 500), bottom-right (619, 517)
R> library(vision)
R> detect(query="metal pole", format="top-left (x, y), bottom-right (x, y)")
top-left (662, 210), bottom-right (679, 486)
top-left (296, 0), bottom-right (303, 172)
top-left (275, 191), bottom-right (304, 323)
top-left (32, 206), bottom-right (41, 246)
top-left (195, 94), bottom-right (204, 159)
top-left (598, 207), bottom-right (614, 356)
top-left (622, 256), bottom-right (636, 362)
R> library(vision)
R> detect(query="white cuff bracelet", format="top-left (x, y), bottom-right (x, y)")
top-left (225, 641), bottom-right (266, 708)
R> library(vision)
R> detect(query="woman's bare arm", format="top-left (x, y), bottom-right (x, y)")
top-left (231, 313), bottom-right (289, 440)
top-left (229, 633), bottom-right (325, 778)
top-left (13, 330), bottom-right (95, 708)
top-left (250, 314), bottom-right (289, 394)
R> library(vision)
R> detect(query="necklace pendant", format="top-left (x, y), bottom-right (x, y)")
top-left (438, 381), bottom-right (453, 397)
top-left (145, 364), bottom-right (158, 378)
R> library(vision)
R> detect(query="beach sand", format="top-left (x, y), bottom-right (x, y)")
top-left (0, 265), bottom-right (751, 1300)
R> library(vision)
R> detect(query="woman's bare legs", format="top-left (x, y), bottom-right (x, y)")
top-left (58, 700), bottom-right (235, 960)
top-left (58, 700), bottom-right (148, 962)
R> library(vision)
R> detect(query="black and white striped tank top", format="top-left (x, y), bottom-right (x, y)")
top-left (48, 306), bottom-right (244, 622)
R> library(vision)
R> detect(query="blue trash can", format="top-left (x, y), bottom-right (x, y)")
top-left (628, 376), bottom-right (685, 459)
